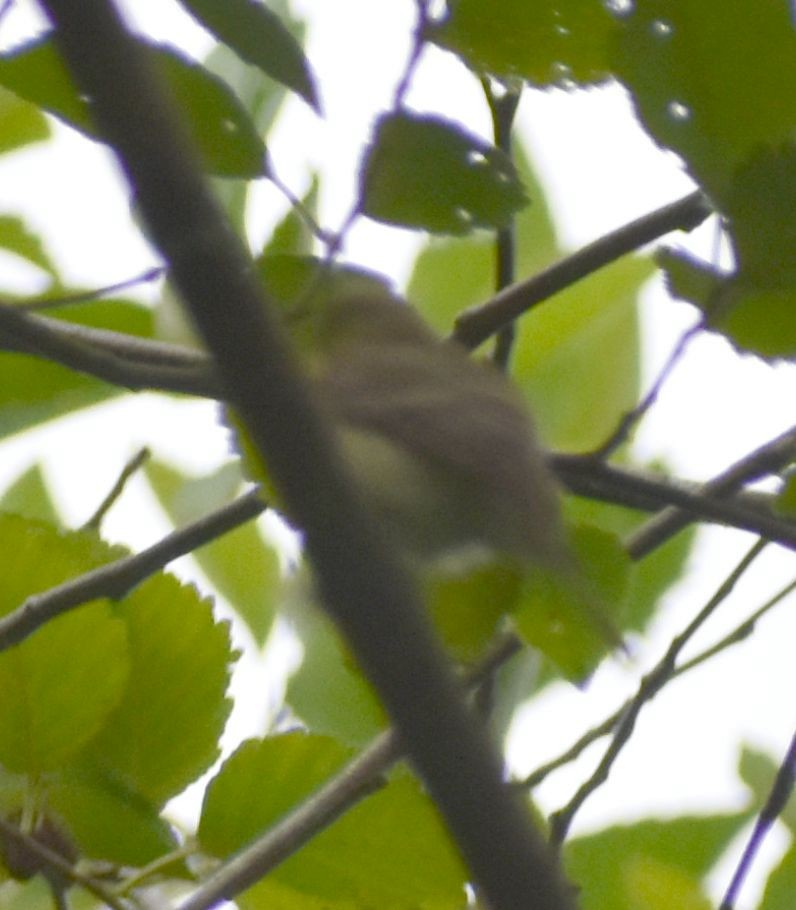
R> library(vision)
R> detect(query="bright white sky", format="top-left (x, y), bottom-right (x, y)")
top-left (1, 1), bottom-right (795, 901)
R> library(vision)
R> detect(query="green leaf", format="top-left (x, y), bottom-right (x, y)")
top-left (198, 733), bottom-right (352, 854)
top-left (264, 175), bottom-right (320, 257)
top-left (0, 36), bottom-right (267, 178)
top-left (0, 85), bottom-right (49, 155)
top-left (0, 516), bottom-right (129, 773)
top-left (360, 111), bottom-right (527, 235)
top-left (202, 737), bottom-right (466, 909)
top-left (760, 843), bottom-right (796, 910)
top-left (618, 855), bottom-right (712, 910)
top-left (0, 876), bottom-right (54, 910)
top-left (431, 0), bottom-right (615, 86)
top-left (145, 458), bottom-right (281, 645)
top-left (265, 774), bottom-right (467, 908)
top-left (178, 0), bottom-right (320, 111)
top-left (724, 145), bottom-right (796, 289)
top-left (0, 298), bottom-right (154, 441)
top-left (563, 469), bottom-right (695, 634)
top-left (739, 745), bottom-right (796, 836)
top-left (514, 523), bottom-right (631, 680)
top-left (0, 465), bottom-right (60, 526)
top-left (427, 558), bottom-right (524, 663)
top-left (611, 0), bottom-right (796, 200)
top-left (513, 257), bottom-right (649, 451)
top-left (566, 812), bottom-right (750, 910)
top-left (777, 476), bottom-right (796, 519)
top-left (203, 1), bottom-right (307, 233)
top-left (285, 590), bottom-right (387, 747)
top-left (0, 216), bottom-right (59, 286)
top-left (660, 153), bottom-right (796, 361)
top-left (79, 570), bottom-right (235, 806)
top-left (408, 140), bottom-right (559, 334)
top-left (47, 767), bottom-right (178, 867)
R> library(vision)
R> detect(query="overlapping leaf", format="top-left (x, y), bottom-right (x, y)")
top-left (0, 36), bottom-right (266, 177)
top-left (566, 811), bottom-right (751, 910)
top-left (200, 735), bottom-right (466, 909)
top-left (360, 112), bottom-right (527, 234)
top-left (431, 0), bottom-right (615, 86)
top-left (145, 458), bottom-right (281, 645)
top-left (179, 0), bottom-right (319, 111)
top-left (0, 84), bottom-right (49, 155)
top-left (611, 0), bottom-right (796, 200)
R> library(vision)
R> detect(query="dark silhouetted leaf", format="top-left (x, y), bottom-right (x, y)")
top-left (360, 112), bottom-right (527, 235)
top-left (431, 0), bottom-right (614, 86)
top-left (0, 36), bottom-right (267, 177)
top-left (179, 0), bottom-right (320, 111)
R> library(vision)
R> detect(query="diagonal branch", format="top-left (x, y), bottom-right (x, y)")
top-left (627, 424), bottom-right (796, 557)
top-left (549, 539), bottom-right (768, 844)
top-left (451, 189), bottom-right (712, 350)
top-left (179, 633), bottom-right (522, 910)
top-left (550, 454), bottom-right (796, 554)
top-left (0, 489), bottom-right (265, 652)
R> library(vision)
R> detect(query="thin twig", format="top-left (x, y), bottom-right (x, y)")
top-left (676, 575), bottom-right (796, 676)
top-left (0, 488), bottom-right (265, 652)
top-left (266, 165), bottom-right (333, 247)
top-left (626, 423), bottom-right (796, 558)
top-left (720, 729), bottom-right (796, 910)
top-left (81, 447), bottom-right (151, 531)
top-left (0, 816), bottom-right (133, 910)
top-left (451, 189), bottom-right (711, 350)
top-left (549, 454), bottom-right (796, 553)
top-left (590, 317), bottom-right (705, 458)
top-left (114, 845), bottom-right (193, 895)
top-left (392, 0), bottom-right (431, 109)
top-left (481, 77), bottom-right (522, 370)
top-left (517, 571), bottom-right (796, 792)
top-left (179, 633), bottom-right (522, 910)
top-left (549, 539), bottom-right (768, 844)
top-left (17, 267), bottom-right (165, 311)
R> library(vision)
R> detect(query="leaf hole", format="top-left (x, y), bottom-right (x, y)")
top-left (465, 150), bottom-right (488, 167)
top-left (651, 19), bottom-right (673, 38)
top-left (667, 100), bottom-right (691, 122)
top-left (603, 0), bottom-right (634, 17)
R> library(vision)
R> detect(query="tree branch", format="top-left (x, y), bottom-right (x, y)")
top-left (38, 4), bottom-right (576, 909)
top-left (517, 569), bottom-right (796, 792)
top-left (549, 539), bottom-right (767, 844)
top-left (3, 294), bottom-right (793, 553)
top-left (720, 728), bottom-right (796, 910)
top-left (0, 816), bottom-right (133, 910)
top-left (550, 454), bottom-right (796, 554)
top-left (626, 424), bottom-right (796, 557)
top-left (0, 489), bottom-right (265, 652)
top-left (180, 634), bottom-right (523, 910)
top-left (452, 189), bottom-right (712, 350)
top-left (0, 301), bottom-right (220, 397)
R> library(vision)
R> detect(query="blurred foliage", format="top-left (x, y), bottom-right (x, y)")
top-left (0, 1), bottom-right (791, 908)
